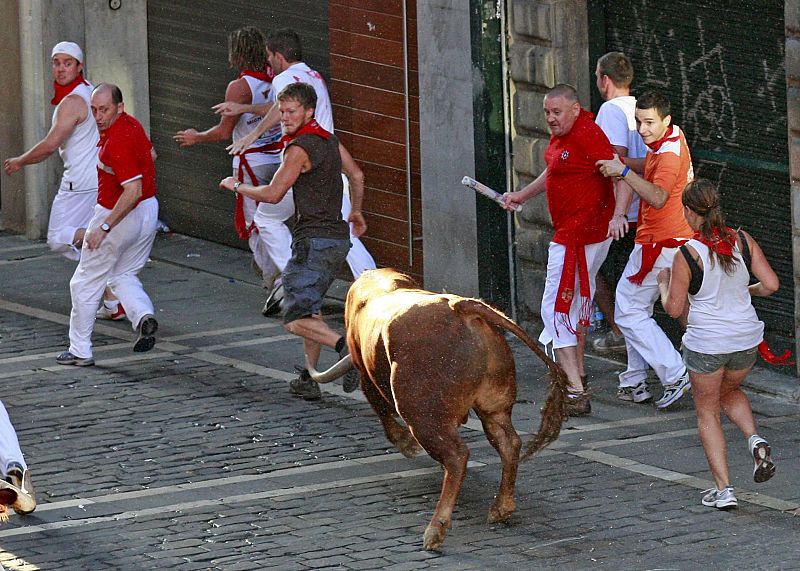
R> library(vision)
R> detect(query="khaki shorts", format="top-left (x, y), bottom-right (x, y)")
top-left (682, 346), bottom-right (758, 375)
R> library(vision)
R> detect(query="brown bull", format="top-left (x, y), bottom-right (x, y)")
top-left (308, 268), bottom-right (568, 550)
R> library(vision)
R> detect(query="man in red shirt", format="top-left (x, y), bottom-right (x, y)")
top-left (56, 84), bottom-right (160, 366)
top-left (503, 84), bottom-right (618, 415)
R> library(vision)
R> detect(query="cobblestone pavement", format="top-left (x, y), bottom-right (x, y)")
top-left (0, 231), bottom-right (798, 570)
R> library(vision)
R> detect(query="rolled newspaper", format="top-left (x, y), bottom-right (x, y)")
top-left (461, 176), bottom-right (521, 211)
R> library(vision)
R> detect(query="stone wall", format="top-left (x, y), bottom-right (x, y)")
top-left (507, 0), bottom-right (589, 332)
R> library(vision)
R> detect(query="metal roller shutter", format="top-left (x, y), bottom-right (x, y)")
top-left (147, 0), bottom-right (329, 247)
top-left (590, 0), bottom-right (792, 339)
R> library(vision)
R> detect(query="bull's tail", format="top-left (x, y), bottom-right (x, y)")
top-left (448, 298), bottom-right (568, 460)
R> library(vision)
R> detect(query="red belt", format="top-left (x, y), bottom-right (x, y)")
top-left (628, 239), bottom-right (688, 285)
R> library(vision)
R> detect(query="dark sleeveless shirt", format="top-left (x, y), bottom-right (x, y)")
top-left (287, 132), bottom-right (349, 242)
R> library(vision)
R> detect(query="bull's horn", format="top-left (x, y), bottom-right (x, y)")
top-left (305, 354), bottom-right (353, 384)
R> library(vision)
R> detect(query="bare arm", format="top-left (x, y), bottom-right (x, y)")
top-left (657, 252), bottom-right (691, 319)
top-left (173, 79), bottom-right (248, 146)
top-left (501, 169), bottom-right (547, 211)
top-left (743, 231), bottom-right (779, 297)
top-left (219, 144), bottom-right (307, 203)
top-left (596, 155), bottom-right (668, 209)
top-left (85, 178), bottom-right (143, 250)
top-left (225, 103), bottom-right (281, 155)
top-left (340, 142), bottom-right (366, 237)
top-left (212, 101), bottom-right (272, 117)
top-left (3, 94), bottom-right (86, 174)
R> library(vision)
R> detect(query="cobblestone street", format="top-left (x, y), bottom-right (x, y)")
top-left (0, 231), bottom-right (798, 570)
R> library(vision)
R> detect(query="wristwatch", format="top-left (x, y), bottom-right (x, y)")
top-left (100, 223), bottom-right (111, 233)
top-left (233, 181), bottom-right (241, 191)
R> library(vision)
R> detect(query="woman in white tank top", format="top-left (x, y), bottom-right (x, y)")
top-left (656, 179), bottom-right (779, 510)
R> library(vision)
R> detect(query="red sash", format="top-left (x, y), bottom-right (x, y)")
top-left (234, 142), bottom-right (284, 240)
top-left (628, 239), bottom-right (688, 285)
top-left (554, 245), bottom-right (592, 337)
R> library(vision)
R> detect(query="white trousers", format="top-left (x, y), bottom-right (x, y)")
top-left (47, 189), bottom-right (98, 261)
top-left (615, 243), bottom-right (685, 387)
top-left (539, 238), bottom-right (612, 349)
top-left (249, 164), bottom-right (294, 275)
top-left (69, 198), bottom-right (159, 358)
top-left (0, 401), bottom-right (25, 474)
top-left (341, 174), bottom-right (376, 279)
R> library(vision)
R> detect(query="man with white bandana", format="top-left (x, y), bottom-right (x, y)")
top-left (4, 41), bottom-right (125, 321)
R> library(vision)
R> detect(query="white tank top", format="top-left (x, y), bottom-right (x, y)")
top-left (57, 81), bottom-right (99, 193)
top-left (682, 240), bottom-right (764, 354)
top-left (272, 62), bottom-right (334, 132)
top-left (232, 75), bottom-right (282, 168)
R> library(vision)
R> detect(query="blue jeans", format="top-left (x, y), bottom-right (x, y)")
top-left (282, 237), bottom-right (350, 324)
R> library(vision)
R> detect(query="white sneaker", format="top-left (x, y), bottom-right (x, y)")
top-left (701, 486), bottom-right (737, 509)
top-left (617, 382), bottom-right (652, 403)
top-left (655, 369), bottom-right (691, 409)
top-left (96, 302), bottom-right (126, 321)
top-left (749, 435), bottom-right (776, 483)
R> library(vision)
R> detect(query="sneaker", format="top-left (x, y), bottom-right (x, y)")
top-left (262, 280), bottom-right (284, 317)
top-left (339, 346), bottom-right (360, 393)
top-left (701, 486), bottom-right (737, 509)
top-left (655, 370), bottom-right (691, 409)
top-left (133, 315), bottom-right (158, 353)
top-left (749, 435), bottom-right (776, 483)
top-left (56, 350), bottom-right (95, 367)
top-left (96, 302), bottom-right (126, 321)
top-left (591, 330), bottom-right (626, 353)
top-left (617, 382), bottom-right (653, 403)
top-left (565, 391), bottom-right (591, 416)
top-left (4, 465), bottom-right (35, 514)
top-left (289, 368), bottom-right (321, 401)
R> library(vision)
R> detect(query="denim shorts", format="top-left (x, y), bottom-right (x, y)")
top-left (282, 237), bottom-right (350, 324)
top-left (682, 345), bottom-right (758, 375)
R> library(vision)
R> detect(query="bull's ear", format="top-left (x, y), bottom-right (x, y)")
top-left (306, 354), bottom-right (353, 384)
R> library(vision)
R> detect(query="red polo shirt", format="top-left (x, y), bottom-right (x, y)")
top-left (544, 109), bottom-right (615, 246)
top-left (97, 112), bottom-right (157, 209)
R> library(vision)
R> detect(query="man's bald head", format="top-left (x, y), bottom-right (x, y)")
top-left (91, 83), bottom-right (125, 132)
top-left (542, 84), bottom-right (581, 137)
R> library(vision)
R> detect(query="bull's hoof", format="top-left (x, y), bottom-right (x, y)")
top-left (487, 499), bottom-right (516, 524)
top-left (422, 520), bottom-right (449, 551)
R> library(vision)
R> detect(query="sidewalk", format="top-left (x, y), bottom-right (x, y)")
top-left (0, 229), bottom-right (798, 570)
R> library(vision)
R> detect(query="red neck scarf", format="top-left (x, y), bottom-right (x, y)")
top-left (693, 227), bottom-right (737, 256)
top-left (280, 119), bottom-right (330, 146)
top-left (51, 73), bottom-right (89, 105)
top-left (238, 66), bottom-right (274, 82)
top-left (646, 125), bottom-right (680, 152)
top-left (554, 245), bottom-right (592, 337)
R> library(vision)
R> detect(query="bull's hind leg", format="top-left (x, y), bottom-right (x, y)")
top-left (474, 407), bottom-right (521, 524)
top-left (402, 417), bottom-right (469, 551)
top-left (362, 372), bottom-right (421, 458)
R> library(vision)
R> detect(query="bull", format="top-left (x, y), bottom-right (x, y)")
top-left (308, 268), bottom-right (568, 550)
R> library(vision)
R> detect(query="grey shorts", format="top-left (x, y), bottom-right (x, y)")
top-left (282, 237), bottom-right (350, 324)
top-left (682, 346), bottom-right (759, 375)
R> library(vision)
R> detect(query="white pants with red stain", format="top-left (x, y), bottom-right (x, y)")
top-left (614, 243), bottom-right (685, 388)
top-left (68, 197), bottom-right (159, 359)
top-left (47, 188), bottom-right (98, 261)
top-left (341, 174), bottom-right (376, 279)
top-left (0, 401), bottom-right (25, 474)
top-left (539, 238), bottom-right (612, 349)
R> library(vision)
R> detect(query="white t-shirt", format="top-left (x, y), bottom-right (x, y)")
top-left (272, 62), bottom-right (333, 132)
top-left (595, 95), bottom-right (648, 221)
top-left (233, 75), bottom-right (283, 168)
top-left (57, 81), bottom-right (99, 193)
